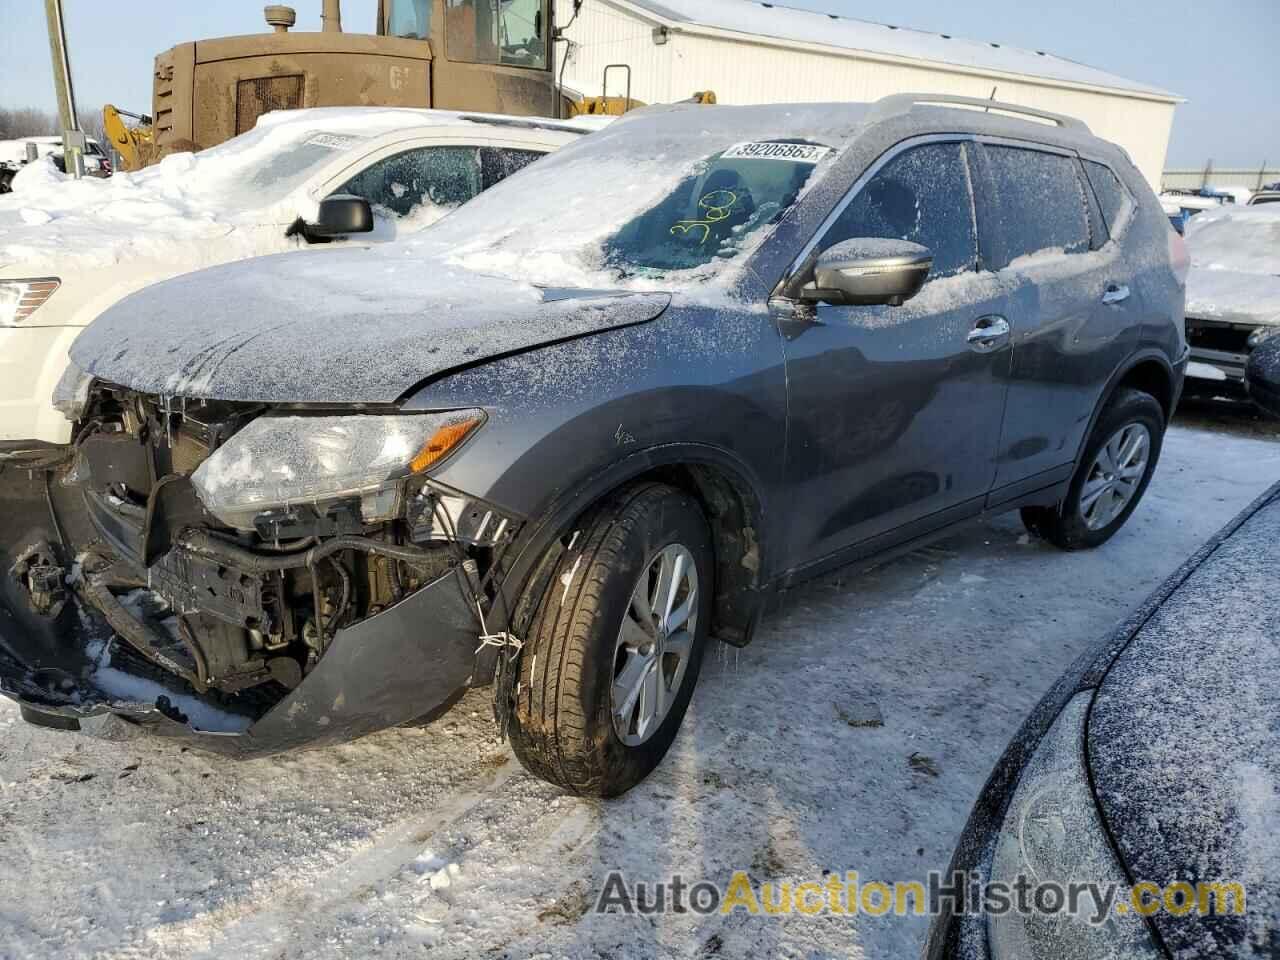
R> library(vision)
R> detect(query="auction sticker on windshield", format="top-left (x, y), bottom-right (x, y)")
top-left (721, 141), bottom-right (833, 163)
top-left (305, 133), bottom-right (361, 150)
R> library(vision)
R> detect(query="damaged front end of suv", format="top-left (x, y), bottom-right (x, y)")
top-left (2, 378), bottom-right (523, 754)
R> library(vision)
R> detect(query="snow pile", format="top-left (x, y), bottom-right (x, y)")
top-left (1184, 205), bottom-right (1280, 326)
top-left (0, 106), bottom-right (573, 275)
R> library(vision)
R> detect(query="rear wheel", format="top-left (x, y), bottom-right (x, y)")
top-left (1022, 388), bottom-right (1165, 550)
top-left (508, 483), bottom-right (712, 797)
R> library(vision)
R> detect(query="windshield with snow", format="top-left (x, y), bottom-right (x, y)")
top-left (601, 142), bottom-right (830, 277)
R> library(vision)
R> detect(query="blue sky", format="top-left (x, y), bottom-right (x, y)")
top-left (2, 0), bottom-right (1275, 168)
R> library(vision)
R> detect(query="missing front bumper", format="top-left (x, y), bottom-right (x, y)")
top-left (0, 563), bottom-right (483, 756)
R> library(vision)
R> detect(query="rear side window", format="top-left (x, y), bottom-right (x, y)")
top-left (336, 145), bottom-right (482, 217)
top-left (984, 146), bottom-right (1091, 264)
top-left (480, 146), bottom-right (545, 190)
top-left (821, 141), bottom-right (978, 280)
top-left (1083, 160), bottom-right (1131, 237)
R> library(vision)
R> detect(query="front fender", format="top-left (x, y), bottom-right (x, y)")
top-left (404, 305), bottom-right (790, 651)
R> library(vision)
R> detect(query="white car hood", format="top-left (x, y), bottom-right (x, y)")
top-left (1183, 205), bottom-right (1280, 326)
top-left (1186, 268), bottom-right (1280, 327)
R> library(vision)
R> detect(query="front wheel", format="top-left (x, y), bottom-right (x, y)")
top-left (508, 483), bottom-right (712, 797)
top-left (1022, 387), bottom-right (1165, 550)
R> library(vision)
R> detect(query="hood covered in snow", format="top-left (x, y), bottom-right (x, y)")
top-left (69, 245), bottom-right (669, 404)
top-left (1087, 485), bottom-right (1280, 958)
top-left (1186, 268), bottom-right (1280, 326)
top-left (1184, 206), bottom-right (1280, 326)
top-left (0, 106), bottom-right (526, 275)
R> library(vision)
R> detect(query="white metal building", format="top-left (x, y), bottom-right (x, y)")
top-left (559, 0), bottom-right (1182, 187)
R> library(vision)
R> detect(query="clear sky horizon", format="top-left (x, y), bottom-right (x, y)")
top-left (2, 0), bottom-right (1275, 169)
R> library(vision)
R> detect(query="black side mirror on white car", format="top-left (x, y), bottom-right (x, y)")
top-left (287, 194), bottom-right (374, 244)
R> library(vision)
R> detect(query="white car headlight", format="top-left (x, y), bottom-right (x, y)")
top-left (987, 694), bottom-right (1161, 959)
top-left (190, 411), bottom-right (484, 531)
top-left (51, 362), bottom-right (95, 423)
top-left (0, 278), bottom-right (60, 326)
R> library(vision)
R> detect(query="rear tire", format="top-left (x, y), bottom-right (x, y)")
top-left (1021, 387), bottom-right (1165, 550)
top-left (508, 483), bottom-right (712, 797)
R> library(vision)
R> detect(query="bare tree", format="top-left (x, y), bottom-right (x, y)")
top-left (77, 106), bottom-right (108, 147)
top-left (0, 107), bottom-right (60, 140)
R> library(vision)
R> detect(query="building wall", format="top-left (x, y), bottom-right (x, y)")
top-left (560, 3), bottom-right (1176, 188)
top-left (1161, 168), bottom-right (1280, 191)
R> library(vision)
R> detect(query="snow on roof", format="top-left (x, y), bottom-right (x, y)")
top-left (623, 0), bottom-right (1179, 100)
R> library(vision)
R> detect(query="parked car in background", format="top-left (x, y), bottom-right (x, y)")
top-left (0, 107), bottom-right (588, 459)
top-left (927, 475), bottom-right (1280, 960)
top-left (1181, 204), bottom-right (1280, 384)
top-left (0, 135), bottom-right (111, 191)
top-left (0, 95), bottom-right (1186, 796)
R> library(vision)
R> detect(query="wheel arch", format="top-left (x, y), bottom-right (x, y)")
top-left (1075, 349), bottom-right (1178, 466)
top-left (500, 443), bottom-right (770, 653)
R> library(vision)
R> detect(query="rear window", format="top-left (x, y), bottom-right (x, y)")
top-left (1083, 160), bottom-right (1131, 237)
top-left (985, 146), bottom-right (1092, 265)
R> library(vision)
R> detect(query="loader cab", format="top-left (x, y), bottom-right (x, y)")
top-left (150, 0), bottom-right (559, 162)
top-left (380, 0), bottom-right (550, 67)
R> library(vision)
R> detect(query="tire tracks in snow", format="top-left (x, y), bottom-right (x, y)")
top-left (134, 759), bottom-right (522, 960)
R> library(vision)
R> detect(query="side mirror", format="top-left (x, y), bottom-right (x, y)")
top-left (801, 239), bottom-right (933, 307)
top-left (1246, 336), bottom-right (1280, 418)
top-left (289, 194), bottom-right (374, 243)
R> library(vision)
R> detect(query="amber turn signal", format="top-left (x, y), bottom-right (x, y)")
top-left (410, 416), bottom-right (484, 474)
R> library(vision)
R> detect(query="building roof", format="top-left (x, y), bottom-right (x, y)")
top-left (618, 0), bottom-right (1180, 102)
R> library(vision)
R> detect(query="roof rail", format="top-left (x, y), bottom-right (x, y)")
top-left (867, 93), bottom-right (1091, 133)
top-left (457, 114), bottom-right (590, 135)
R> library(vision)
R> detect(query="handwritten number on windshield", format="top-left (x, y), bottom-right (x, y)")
top-left (671, 190), bottom-right (739, 244)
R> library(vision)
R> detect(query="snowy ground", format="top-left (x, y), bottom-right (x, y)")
top-left (2, 411), bottom-right (1278, 960)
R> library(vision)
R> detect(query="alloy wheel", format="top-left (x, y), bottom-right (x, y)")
top-left (611, 543), bottom-right (699, 746)
top-left (1080, 423), bottom-right (1151, 530)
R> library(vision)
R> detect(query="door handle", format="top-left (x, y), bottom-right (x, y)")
top-left (1102, 284), bottom-right (1131, 305)
top-left (967, 315), bottom-right (1010, 353)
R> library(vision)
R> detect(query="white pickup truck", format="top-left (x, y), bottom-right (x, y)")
top-left (0, 107), bottom-right (590, 461)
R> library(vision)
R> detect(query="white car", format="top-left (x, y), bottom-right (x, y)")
top-left (1182, 204), bottom-right (1280, 383)
top-left (0, 136), bottom-right (112, 190)
top-left (0, 108), bottom-right (589, 457)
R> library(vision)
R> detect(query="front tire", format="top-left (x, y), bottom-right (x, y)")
top-left (508, 483), bottom-right (712, 797)
top-left (1022, 387), bottom-right (1165, 550)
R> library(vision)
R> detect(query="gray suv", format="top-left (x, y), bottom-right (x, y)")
top-left (1, 95), bottom-right (1188, 796)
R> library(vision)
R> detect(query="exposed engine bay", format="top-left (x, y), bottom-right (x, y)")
top-left (7, 383), bottom-right (522, 743)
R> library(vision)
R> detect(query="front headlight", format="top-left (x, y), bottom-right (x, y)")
top-left (51, 362), bottom-right (95, 423)
top-left (190, 411), bottom-right (484, 531)
top-left (987, 694), bottom-right (1160, 959)
top-left (0, 278), bottom-right (60, 326)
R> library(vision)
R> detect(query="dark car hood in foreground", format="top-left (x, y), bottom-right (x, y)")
top-left (70, 246), bottom-right (670, 404)
top-left (1088, 484), bottom-right (1280, 958)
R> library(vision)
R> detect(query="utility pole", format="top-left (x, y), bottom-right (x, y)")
top-left (44, 0), bottom-right (85, 178)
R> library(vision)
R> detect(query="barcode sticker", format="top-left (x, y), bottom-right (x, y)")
top-left (721, 141), bottom-right (833, 163)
